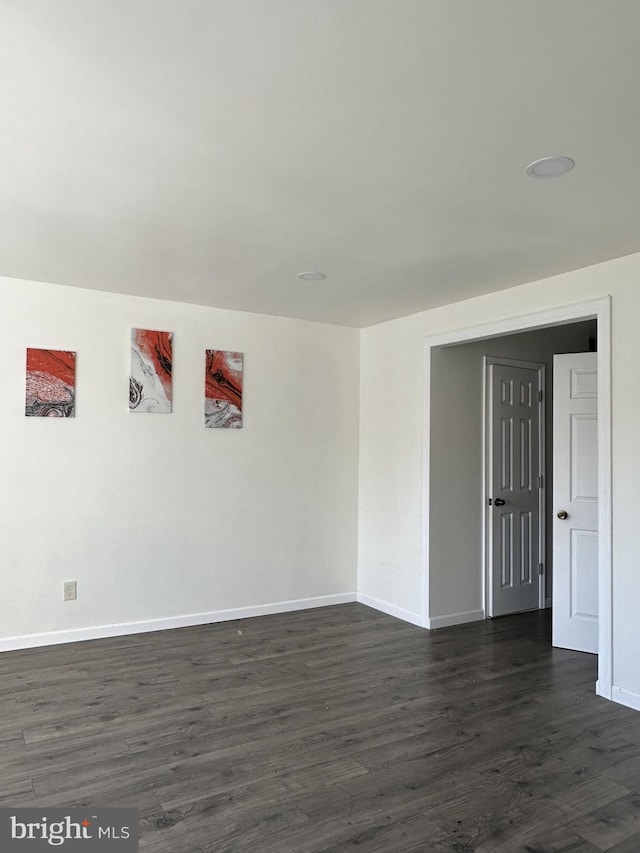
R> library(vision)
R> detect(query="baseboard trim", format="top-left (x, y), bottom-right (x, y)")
top-left (0, 593), bottom-right (357, 652)
top-left (426, 609), bottom-right (485, 630)
top-left (611, 685), bottom-right (640, 713)
top-left (356, 593), bottom-right (423, 627)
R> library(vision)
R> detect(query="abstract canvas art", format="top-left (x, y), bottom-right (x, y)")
top-left (25, 349), bottom-right (76, 417)
top-left (205, 350), bottom-right (243, 428)
top-left (130, 329), bottom-right (173, 413)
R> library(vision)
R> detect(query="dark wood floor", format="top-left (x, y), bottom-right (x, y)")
top-left (2, 604), bottom-right (640, 852)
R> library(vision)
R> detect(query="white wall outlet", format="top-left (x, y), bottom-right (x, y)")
top-left (63, 581), bottom-right (77, 601)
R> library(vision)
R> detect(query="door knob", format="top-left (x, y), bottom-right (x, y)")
top-left (557, 510), bottom-right (568, 520)
top-left (494, 498), bottom-right (506, 506)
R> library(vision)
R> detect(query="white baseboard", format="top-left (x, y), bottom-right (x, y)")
top-left (0, 592), bottom-right (356, 653)
top-left (596, 679), bottom-right (612, 701)
top-left (356, 593), bottom-right (424, 627)
top-left (426, 609), bottom-right (485, 630)
top-left (611, 684), bottom-right (640, 713)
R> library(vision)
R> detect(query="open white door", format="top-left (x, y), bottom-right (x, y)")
top-left (486, 358), bottom-right (544, 617)
top-left (553, 352), bottom-right (598, 654)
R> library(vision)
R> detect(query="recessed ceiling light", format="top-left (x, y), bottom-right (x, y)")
top-left (526, 156), bottom-right (575, 178)
top-left (297, 271), bottom-right (326, 281)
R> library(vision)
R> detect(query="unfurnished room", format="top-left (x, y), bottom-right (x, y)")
top-left (2, 2), bottom-right (640, 851)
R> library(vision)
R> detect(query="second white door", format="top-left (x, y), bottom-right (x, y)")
top-left (552, 352), bottom-right (598, 654)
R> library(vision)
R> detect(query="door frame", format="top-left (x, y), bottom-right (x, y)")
top-left (483, 356), bottom-right (546, 617)
top-left (422, 296), bottom-right (612, 701)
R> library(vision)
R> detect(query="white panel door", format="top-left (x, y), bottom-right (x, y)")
top-left (487, 359), bottom-right (543, 617)
top-left (553, 352), bottom-right (598, 654)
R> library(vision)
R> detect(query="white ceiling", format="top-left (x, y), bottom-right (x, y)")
top-left (2, 1), bottom-right (639, 327)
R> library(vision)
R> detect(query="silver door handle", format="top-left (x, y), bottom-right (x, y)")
top-left (557, 510), bottom-right (568, 520)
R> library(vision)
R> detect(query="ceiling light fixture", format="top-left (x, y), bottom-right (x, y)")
top-left (526, 156), bottom-right (575, 178)
top-left (297, 272), bottom-right (326, 281)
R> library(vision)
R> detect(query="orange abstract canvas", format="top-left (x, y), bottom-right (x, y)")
top-left (205, 350), bottom-right (243, 428)
top-left (130, 329), bottom-right (173, 413)
top-left (25, 349), bottom-right (76, 417)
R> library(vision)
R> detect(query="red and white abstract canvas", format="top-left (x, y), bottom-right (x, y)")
top-left (205, 350), bottom-right (243, 428)
top-left (25, 349), bottom-right (76, 417)
top-left (130, 329), bottom-right (173, 413)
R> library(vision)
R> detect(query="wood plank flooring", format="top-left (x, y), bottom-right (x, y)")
top-left (2, 604), bottom-right (640, 851)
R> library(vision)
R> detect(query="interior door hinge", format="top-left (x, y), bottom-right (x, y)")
top-left (538, 563), bottom-right (544, 576)
top-left (538, 474), bottom-right (543, 488)
top-left (538, 389), bottom-right (543, 402)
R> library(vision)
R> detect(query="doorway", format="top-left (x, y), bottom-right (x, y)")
top-left (423, 298), bottom-right (612, 701)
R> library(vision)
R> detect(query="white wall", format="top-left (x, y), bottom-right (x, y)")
top-left (429, 322), bottom-right (595, 619)
top-left (358, 251), bottom-right (640, 702)
top-left (0, 275), bottom-right (360, 646)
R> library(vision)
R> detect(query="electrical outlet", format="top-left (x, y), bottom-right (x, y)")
top-left (63, 581), bottom-right (77, 601)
